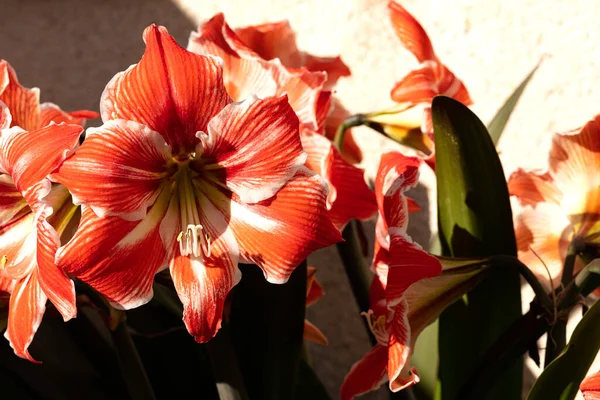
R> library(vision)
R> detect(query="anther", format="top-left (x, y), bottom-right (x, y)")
top-left (177, 224), bottom-right (211, 258)
top-left (0, 255), bottom-right (7, 268)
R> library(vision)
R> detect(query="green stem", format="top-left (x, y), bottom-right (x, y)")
top-left (336, 220), bottom-right (376, 345)
top-left (545, 241), bottom-right (581, 367)
top-left (111, 319), bottom-right (157, 400)
top-left (333, 114), bottom-right (365, 150)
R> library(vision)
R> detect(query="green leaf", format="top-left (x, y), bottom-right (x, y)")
top-left (527, 298), bottom-right (600, 400)
top-left (433, 96), bottom-right (522, 400)
top-left (230, 262), bottom-right (307, 400)
top-left (487, 61), bottom-right (541, 145)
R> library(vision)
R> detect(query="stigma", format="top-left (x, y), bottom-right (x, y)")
top-left (177, 224), bottom-right (211, 258)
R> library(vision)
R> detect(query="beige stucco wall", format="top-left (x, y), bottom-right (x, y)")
top-left (2, 0), bottom-right (600, 398)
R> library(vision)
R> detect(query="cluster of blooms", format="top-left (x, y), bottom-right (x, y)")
top-left (2, 1), bottom-right (600, 399)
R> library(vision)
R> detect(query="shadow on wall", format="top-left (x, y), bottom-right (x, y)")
top-left (0, 0), bottom-right (196, 123)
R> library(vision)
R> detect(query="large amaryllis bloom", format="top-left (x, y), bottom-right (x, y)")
top-left (0, 102), bottom-right (83, 361)
top-left (0, 60), bottom-right (99, 131)
top-left (188, 14), bottom-right (376, 230)
top-left (508, 115), bottom-right (600, 291)
top-left (581, 371), bottom-right (600, 399)
top-left (366, 1), bottom-right (472, 157)
top-left (53, 25), bottom-right (341, 342)
top-left (303, 266), bottom-right (328, 346)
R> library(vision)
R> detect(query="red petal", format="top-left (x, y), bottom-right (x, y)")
top-left (35, 219), bottom-right (75, 321)
top-left (375, 152), bottom-right (421, 230)
top-left (303, 319), bottom-right (328, 345)
top-left (340, 345), bottom-right (388, 400)
top-left (435, 63), bottom-right (472, 105)
top-left (306, 267), bottom-right (324, 306)
top-left (38, 103), bottom-right (98, 128)
top-left (0, 213), bottom-right (36, 281)
top-left (169, 194), bottom-right (240, 342)
top-left (4, 269), bottom-right (46, 362)
top-left (302, 130), bottom-right (376, 229)
top-left (390, 65), bottom-right (438, 105)
top-left (315, 91), bottom-right (332, 133)
top-left (508, 168), bottom-right (560, 206)
top-left (385, 232), bottom-right (442, 304)
top-left (388, 1), bottom-right (436, 63)
top-left (0, 174), bottom-right (28, 225)
top-left (202, 95), bottom-right (305, 204)
top-left (0, 61), bottom-right (40, 131)
top-left (53, 120), bottom-right (170, 220)
top-left (582, 370), bottom-right (600, 400)
top-left (387, 299), bottom-right (420, 391)
top-left (57, 203), bottom-right (168, 309)
top-left (303, 54), bottom-right (351, 90)
top-left (0, 124), bottom-right (82, 194)
top-left (225, 167), bottom-right (342, 283)
top-left (101, 25), bottom-right (231, 154)
top-left (235, 20), bottom-right (303, 66)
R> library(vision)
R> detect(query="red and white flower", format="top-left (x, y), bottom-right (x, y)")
top-left (0, 103), bottom-right (83, 361)
top-left (53, 25), bottom-right (341, 343)
top-left (508, 115), bottom-right (600, 292)
top-left (581, 370), bottom-right (600, 400)
top-left (188, 14), bottom-right (376, 230)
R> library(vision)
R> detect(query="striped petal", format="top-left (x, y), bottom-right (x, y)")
top-left (340, 345), bottom-right (388, 400)
top-left (388, 1), bottom-right (436, 63)
top-left (212, 167), bottom-right (341, 284)
top-left (201, 95), bottom-right (305, 204)
top-left (101, 25), bottom-right (231, 153)
top-left (57, 200), bottom-right (169, 309)
top-left (0, 100), bottom-right (11, 130)
top-left (390, 64), bottom-right (439, 105)
top-left (0, 60), bottom-right (40, 131)
top-left (0, 174), bottom-right (28, 226)
top-left (169, 193), bottom-right (240, 342)
top-left (387, 299), bottom-right (420, 392)
top-left (53, 120), bottom-right (171, 220)
top-left (301, 130), bottom-right (376, 229)
top-left (582, 371), bottom-right (600, 400)
top-left (508, 168), bottom-right (561, 207)
top-left (0, 124), bottom-right (82, 196)
top-left (38, 103), bottom-right (99, 128)
top-left (4, 269), bottom-right (46, 362)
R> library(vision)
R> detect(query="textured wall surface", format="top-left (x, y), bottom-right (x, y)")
top-left (2, 0), bottom-right (600, 398)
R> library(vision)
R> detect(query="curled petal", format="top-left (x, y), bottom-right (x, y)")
top-left (0, 60), bottom-right (40, 131)
top-left (388, 1), bottom-right (436, 63)
top-left (223, 167), bottom-right (342, 284)
top-left (387, 300), bottom-right (418, 392)
top-left (57, 201), bottom-right (169, 309)
top-left (303, 320), bottom-right (328, 346)
top-left (101, 24), bottom-right (231, 153)
top-left (170, 194), bottom-right (240, 342)
top-left (38, 103), bottom-right (99, 128)
top-left (234, 20), bottom-right (303, 66)
top-left (4, 269), bottom-right (46, 362)
top-left (0, 124), bottom-right (82, 194)
top-left (306, 266), bottom-right (324, 306)
top-left (302, 55), bottom-right (351, 90)
top-left (0, 174), bottom-right (28, 225)
top-left (53, 120), bottom-right (171, 220)
top-left (340, 345), bottom-right (388, 400)
top-left (202, 95), bottom-right (305, 204)
top-left (581, 370), bottom-right (600, 400)
top-left (36, 219), bottom-right (75, 321)
top-left (0, 100), bottom-right (11, 130)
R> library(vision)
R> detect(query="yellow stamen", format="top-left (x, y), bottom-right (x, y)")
top-left (0, 255), bottom-right (7, 269)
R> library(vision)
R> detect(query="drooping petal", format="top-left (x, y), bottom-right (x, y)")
top-left (306, 266), bottom-right (324, 306)
top-left (35, 218), bottom-right (75, 321)
top-left (375, 152), bottom-right (421, 230)
top-left (53, 120), bottom-right (171, 220)
top-left (303, 319), bottom-right (328, 345)
top-left (214, 167), bottom-right (341, 284)
top-left (234, 20), bottom-right (303, 67)
top-left (581, 370), bottom-right (600, 400)
top-left (0, 60), bottom-right (40, 131)
top-left (101, 25), bottom-right (231, 153)
top-left (508, 168), bottom-right (561, 207)
top-left (57, 199), bottom-right (169, 309)
top-left (340, 345), bottom-right (388, 400)
top-left (301, 130), bottom-right (376, 229)
top-left (0, 124), bottom-right (82, 194)
top-left (515, 202), bottom-right (573, 291)
top-left (169, 193), bottom-right (240, 342)
top-left (4, 269), bottom-right (46, 362)
top-left (387, 299), bottom-right (420, 392)
top-left (388, 1), bottom-right (436, 63)
top-left (0, 100), bottom-right (11, 130)
top-left (201, 95), bottom-right (305, 204)
top-left (38, 103), bottom-right (99, 128)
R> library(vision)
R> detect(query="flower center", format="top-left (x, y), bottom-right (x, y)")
top-left (362, 309), bottom-right (390, 346)
top-left (172, 158), bottom-right (211, 258)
